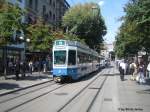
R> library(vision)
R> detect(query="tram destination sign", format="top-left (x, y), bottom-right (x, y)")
top-left (55, 40), bottom-right (65, 46)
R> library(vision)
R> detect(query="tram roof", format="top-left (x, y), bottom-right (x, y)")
top-left (54, 40), bottom-right (99, 56)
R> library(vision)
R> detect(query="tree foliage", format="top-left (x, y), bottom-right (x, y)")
top-left (62, 3), bottom-right (107, 52)
top-left (115, 0), bottom-right (150, 58)
top-left (0, 0), bottom-right (24, 45)
top-left (26, 19), bottom-right (54, 52)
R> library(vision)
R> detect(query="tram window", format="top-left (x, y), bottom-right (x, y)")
top-left (54, 51), bottom-right (66, 65)
top-left (68, 50), bottom-right (76, 65)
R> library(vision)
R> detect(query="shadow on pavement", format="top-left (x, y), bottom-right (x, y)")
top-left (5, 74), bottom-right (50, 81)
top-left (0, 83), bottom-right (20, 90)
top-left (144, 79), bottom-right (150, 86)
top-left (136, 89), bottom-right (150, 94)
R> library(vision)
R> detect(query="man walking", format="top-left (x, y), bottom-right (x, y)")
top-left (14, 58), bottom-right (20, 80)
top-left (119, 60), bottom-right (126, 81)
top-left (20, 60), bottom-right (26, 77)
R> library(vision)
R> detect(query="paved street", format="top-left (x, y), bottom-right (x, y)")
top-left (0, 64), bottom-right (150, 112)
top-left (0, 72), bottom-right (52, 96)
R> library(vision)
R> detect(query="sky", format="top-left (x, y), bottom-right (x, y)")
top-left (66, 0), bottom-right (129, 44)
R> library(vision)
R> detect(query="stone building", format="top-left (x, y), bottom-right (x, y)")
top-left (26, 0), bottom-right (70, 25)
top-left (100, 42), bottom-right (114, 58)
top-left (0, 0), bottom-right (26, 75)
top-left (0, 0), bottom-right (70, 75)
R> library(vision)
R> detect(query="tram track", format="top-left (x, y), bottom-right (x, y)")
top-left (1, 69), bottom-right (109, 112)
top-left (0, 80), bottom-right (55, 104)
top-left (57, 68), bottom-right (111, 112)
top-left (0, 79), bottom-right (53, 97)
top-left (57, 71), bottom-right (107, 112)
top-left (86, 76), bottom-right (107, 112)
top-left (87, 68), bottom-right (112, 112)
top-left (1, 83), bottom-right (68, 112)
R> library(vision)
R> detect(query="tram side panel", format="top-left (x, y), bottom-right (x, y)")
top-left (76, 49), bottom-right (93, 78)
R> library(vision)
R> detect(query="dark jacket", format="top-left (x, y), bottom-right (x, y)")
top-left (15, 61), bottom-right (20, 73)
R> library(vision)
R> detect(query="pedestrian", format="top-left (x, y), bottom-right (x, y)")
top-left (28, 60), bottom-right (33, 74)
top-left (130, 61), bottom-right (137, 80)
top-left (119, 60), bottom-right (126, 81)
top-left (43, 60), bottom-right (47, 73)
top-left (14, 58), bottom-right (20, 79)
top-left (147, 61), bottom-right (150, 78)
top-left (20, 60), bottom-right (26, 77)
top-left (137, 62), bottom-right (145, 84)
top-left (8, 59), bottom-right (13, 74)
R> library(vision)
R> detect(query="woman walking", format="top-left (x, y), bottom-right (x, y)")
top-left (138, 62), bottom-right (145, 84)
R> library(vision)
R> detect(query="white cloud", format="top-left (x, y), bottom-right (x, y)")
top-left (98, 1), bottom-right (104, 6)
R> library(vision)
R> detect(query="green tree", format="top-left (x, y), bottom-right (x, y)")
top-left (62, 3), bottom-right (107, 52)
top-left (26, 19), bottom-right (54, 52)
top-left (115, 0), bottom-right (150, 58)
top-left (0, 0), bottom-right (24, 45)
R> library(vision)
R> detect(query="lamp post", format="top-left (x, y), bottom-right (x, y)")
top-left (92, 6), bottom-right (98, 17)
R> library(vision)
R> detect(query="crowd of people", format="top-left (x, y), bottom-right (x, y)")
top-left (7, 58), bottom-right (52, 79)
top-left (116, 58), bottom-right (150, 84)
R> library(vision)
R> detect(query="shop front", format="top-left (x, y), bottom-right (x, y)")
top-left (0, 46), bottom-right (24, 76)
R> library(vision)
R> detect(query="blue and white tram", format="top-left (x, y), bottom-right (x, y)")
top-left (52, 40), bottom-right (100, 82)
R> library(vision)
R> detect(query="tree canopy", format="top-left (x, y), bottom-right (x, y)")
top-left (115, 0), bottom-right (150, 58)
top-left (0, 0), bottom-right (24, 45)
top-left (62, 3), bottom-right (107, 52)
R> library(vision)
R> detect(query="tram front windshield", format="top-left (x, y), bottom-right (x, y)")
top-left (54, 50), bottom-right (66, 65)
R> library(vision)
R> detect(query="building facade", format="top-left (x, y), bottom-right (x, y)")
top-left (0, 0), bottom-right (70, 75)
top-left (26, 0), bottom-right (70, 25)
top-left (100, 42), bottom-right (114, 58)
top-left (0, 0), bottom-right (26, 75)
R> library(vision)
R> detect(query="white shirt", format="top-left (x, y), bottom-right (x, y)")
top-left (147, 63), bottom-right (150, 71)
top-left (120, 62), bottom-right (126, 70)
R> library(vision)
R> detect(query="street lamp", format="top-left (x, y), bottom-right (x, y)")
top-left (19, 36), bottom-right (30, 61)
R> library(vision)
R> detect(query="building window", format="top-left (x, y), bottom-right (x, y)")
top-left (53, 1), bottom-right (55, 8)
top-left (42, 5), bottom-right (46, 16)
top-left (53, 14), bottom-right (55, 21)
top-left (35, 0), bottom-right (38, 11)
top-left (49, 0), bottom-right (52, 5)
top-left (29, 0), bottom-right (33, 8)
top-left (49, 11), bottom-right (52, 19)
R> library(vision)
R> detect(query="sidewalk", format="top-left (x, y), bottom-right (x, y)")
top-left (0, 72), bottom-right (53, 96)
top-left (117, 74), bottom-right (150, 112)
top-left (99, 65), bottom-right (150, 112)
